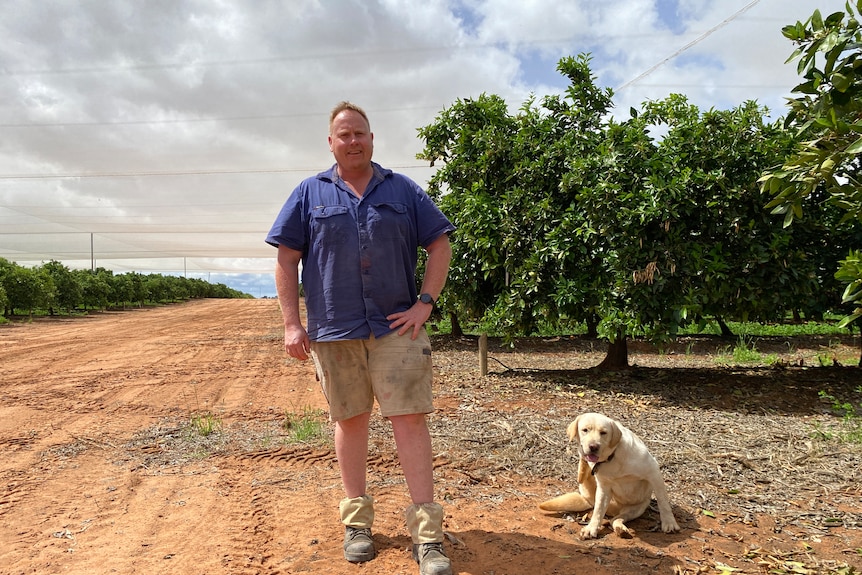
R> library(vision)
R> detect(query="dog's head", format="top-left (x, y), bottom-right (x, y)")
top-left (567, 412), bottom-right (622, 464)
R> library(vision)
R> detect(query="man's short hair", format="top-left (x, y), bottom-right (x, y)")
top-left (330, 101), bottom-right (370, 132)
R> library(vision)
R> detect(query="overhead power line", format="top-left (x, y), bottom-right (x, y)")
top-left (0, 164), bottom-right (430, 180)
top-left (0, 104), bottom-right (442, 129)
top-left (616, 0), bottom-right (763, 92)
top-left (0, 35), bottom-right (666, 78)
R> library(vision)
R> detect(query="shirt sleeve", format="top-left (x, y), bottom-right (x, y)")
top-left (265, 184), bottom-right (308, 251)
top-left (413, 181), bottom-right (456, 248)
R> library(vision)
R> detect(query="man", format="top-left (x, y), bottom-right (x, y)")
top-left (265, 101), bottom-right (455, 575)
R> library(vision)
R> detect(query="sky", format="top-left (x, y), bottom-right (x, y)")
top-left (0, 0), bottom-right (847, 297)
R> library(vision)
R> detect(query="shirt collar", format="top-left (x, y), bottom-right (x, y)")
top-left (319, 162), bottom-right (391, 184)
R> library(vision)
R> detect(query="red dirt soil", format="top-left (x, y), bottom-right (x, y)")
top-left (0, 299), bottom-right (858, 575)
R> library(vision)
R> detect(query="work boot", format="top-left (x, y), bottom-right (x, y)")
top-left (343, 526), bottom-right (376, 563)
top-left (412, 541), bottom-right (453, 575)
top-left (406, 502), bottom-right (452, 575)
top-left (340, 495), bottom-right (376, 563)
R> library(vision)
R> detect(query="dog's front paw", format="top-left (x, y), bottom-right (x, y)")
top-left (579, 523), bottom-right (600, 539)
top-left (661, 516), bottom-right (680, 533)
top-left (611, 519), bottom-right (634, 538)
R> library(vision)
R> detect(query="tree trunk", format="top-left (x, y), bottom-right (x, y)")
top-left (716, 316), bottom-right (734, 339)
top-left (585, 314), bottom-right (599, 339)
top-left (596, 334), bottom-right (630, 370)
top-left (449, 311), bottom-right (463, 337)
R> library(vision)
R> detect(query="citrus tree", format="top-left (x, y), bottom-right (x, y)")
top-left (0, 260), bottom-right (55, 316)
top-left (761, 3), bottom-right (862, 331)
top-left (420, 55), bottom-right (843, 368)
top-left (567, 95), bottom-right (803, 365)
top-left (42, 260), bottom-right (83, 314)
top-left (418, 55), bottom-right (611, 340)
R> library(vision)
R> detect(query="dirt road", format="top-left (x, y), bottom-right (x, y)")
top-left (1, 300), bottom-right (333, 574)
top-left (0, 299), bottom-right (858, 575)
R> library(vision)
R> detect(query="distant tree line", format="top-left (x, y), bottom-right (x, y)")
top-left (0, 258), bottom-right (252, 317)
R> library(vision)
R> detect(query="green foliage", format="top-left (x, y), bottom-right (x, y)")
top-left (418, 56), bottom-right (616, 340)
top-left (639, 98), bottom-right (857, 327)
top-left (419, 54), bottom-right (853, 366)
top-left (42, 260), bottom-right (82, 314)
top-left (0, 281), bottom-right (7, 317)
top-left (679, 318), bottom-right (851, 337)
top-left (835, 249), bottom-right (862, 327)
top-left (588, 98), bottom-right (816, 343)
top-left (0, 260), bottom-right (55, 316)
top-left (760, 3), bottom-right (862, 328)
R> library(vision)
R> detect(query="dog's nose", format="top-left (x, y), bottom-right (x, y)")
top-left (588, 444), bottom-right (599, 453)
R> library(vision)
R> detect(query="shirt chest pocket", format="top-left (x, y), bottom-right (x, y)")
top-left (368, 202), bottom-right (410, 240)
top-left (311, 205), bottom-right (351, 246)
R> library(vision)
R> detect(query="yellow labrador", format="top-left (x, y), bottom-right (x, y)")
top-left (539, 412), bottom-right (680, 539)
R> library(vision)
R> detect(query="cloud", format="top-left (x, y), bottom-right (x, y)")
top-left (0, 0), bottom-right (848, 296)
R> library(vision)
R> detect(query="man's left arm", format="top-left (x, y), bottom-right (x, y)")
top-left (387, 233), bottom-right (452, 339)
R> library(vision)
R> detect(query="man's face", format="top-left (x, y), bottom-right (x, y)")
top-left (328, 110), bottom-right (373, 172)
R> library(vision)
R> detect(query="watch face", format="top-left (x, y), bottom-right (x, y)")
top-left (419, 293), bottom-right (434, 304)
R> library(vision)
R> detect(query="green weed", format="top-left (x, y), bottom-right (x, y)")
top-left (185, 380), bottom-right (223, 438)
top-left (681, 318), bottom-right (853, 338)
top-left (815, 387), bottom-right (862, 444)
top-left (282, 405), bottom-right (327, 444)
top-left (815, 339), bottom-right (858, 367)
top-left (732, 336), bottom-right (762, 363)
top-left (188, 411), bottom-right (222, 437)
top-left (716, 336), bottom-right (778, 366)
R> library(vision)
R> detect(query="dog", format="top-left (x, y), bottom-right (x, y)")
top-left (539, 412), bottom-right (680, 539)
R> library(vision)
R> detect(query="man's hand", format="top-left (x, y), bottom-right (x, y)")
top-left (284, 324), bottom-right (311, 360)
top-left (387, 302), bottom-right (433, 340)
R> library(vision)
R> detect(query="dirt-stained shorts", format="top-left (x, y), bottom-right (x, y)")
top-left (310, 329), bottom-right (434, 421)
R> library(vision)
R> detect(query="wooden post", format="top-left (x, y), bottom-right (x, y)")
top-left (479, 333), bottom-right (488, 376)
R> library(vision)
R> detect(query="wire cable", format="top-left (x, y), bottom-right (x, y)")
top-left (616, 0), bottom-right (763, 92)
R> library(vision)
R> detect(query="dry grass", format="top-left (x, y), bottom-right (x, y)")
top-left (423, 334), bottom-right (862, 531)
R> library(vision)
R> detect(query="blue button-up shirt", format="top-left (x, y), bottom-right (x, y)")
top-left (266, 162), bottom-right (455, 341)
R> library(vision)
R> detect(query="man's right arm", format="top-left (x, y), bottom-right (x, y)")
top-left (275, 244), bottom-right (310, 360)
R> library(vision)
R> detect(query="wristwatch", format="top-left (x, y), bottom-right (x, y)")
top-left (418, 293), bottom-right (436, 305)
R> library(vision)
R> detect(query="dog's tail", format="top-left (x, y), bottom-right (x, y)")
top-left (538, 492), bottom-right (592, 513)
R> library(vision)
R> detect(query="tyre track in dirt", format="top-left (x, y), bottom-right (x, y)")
top-left (216, 452), bottom-right (338, 574)
top-left (0, 300), bottom-right (320, 471)
top-left (0, 299), bottom-right (334, 575)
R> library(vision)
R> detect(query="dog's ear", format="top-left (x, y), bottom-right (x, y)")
top-left (608, 419), bottom-right (623, 450)
top-left (566, 417), bottom-right (580, 442)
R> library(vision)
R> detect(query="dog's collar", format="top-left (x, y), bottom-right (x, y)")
top-left (590, 452), bottom-right (615, 476)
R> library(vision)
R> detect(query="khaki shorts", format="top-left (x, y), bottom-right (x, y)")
top-left (310, 329), bottom-right (434, 421)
